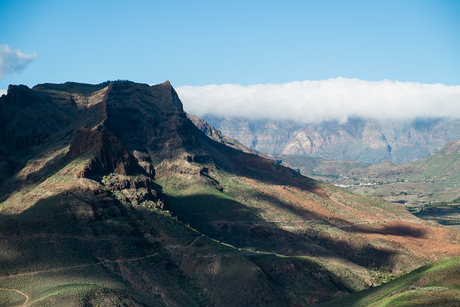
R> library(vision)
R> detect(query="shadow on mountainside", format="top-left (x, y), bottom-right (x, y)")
top-left (0, 102), bottom-right (108, 205)
top-left (314, 213), bottom-right (429, 239)
top-left (194, 135), bottom-right (459, 267)
top-left (163, 192), bottom-right (398, 269)
top-left (0, 190), bottom-right (361, 306)
top-left (344, 222), bottom-right (428, 239)
top-left (197, 135), bottom-right (318, 188)
top-left (0, 151), bottom-right (68, 205)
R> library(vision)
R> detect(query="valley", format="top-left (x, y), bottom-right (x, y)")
top-left (273, 140), bottom-right (460, 232)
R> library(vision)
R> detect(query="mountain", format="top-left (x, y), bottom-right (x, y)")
top-left (1, 81), bottom-right (460, 306)
top-left (202, 116), bottom-right (460, 164)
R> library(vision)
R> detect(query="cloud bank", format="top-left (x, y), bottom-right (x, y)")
top-left (176, 78), bottom-right (460, 123)
top-left (0, 45), bottom-right (37, 78)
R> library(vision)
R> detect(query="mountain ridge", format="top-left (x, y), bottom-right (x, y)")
top-left (202, 116), bottom-right (460, 164)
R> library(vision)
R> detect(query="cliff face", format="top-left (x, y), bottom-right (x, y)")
top-left (66, 125), bottom-right (139, 178)
top-left (62, 81), bottom-right (199, 178)
top-left (203, 116), bottom-right (460, 164)
top-left (97, 81), bottom-right (199, 160)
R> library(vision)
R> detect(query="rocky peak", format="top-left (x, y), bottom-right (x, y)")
top-left (98, 81), bottom-right (198, 158)
top-left (3, 84), bottom-right (42, 107)
top-left (62, 80), bottom-right (202, 177)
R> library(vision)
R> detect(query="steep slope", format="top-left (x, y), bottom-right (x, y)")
top-left (1, 81), bottom-right (460, 306)
top-left (187, 113), bottom-right (277, 161)
top-left (0, 84), bottom-right (77, 184)
top-left (0, 82), bottom-right (111, 185)
top-left (320, 256), bottom-right (460, 307)
top-left (203, 116), bottom-right (460, 164)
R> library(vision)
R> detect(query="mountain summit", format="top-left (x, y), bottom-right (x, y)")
top-left (1, 81), bottom-right (460, 306)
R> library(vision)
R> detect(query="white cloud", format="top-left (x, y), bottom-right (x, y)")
top-left (0, 89), bottom-right (6, 96)
top-left (0, 45), bottom-right (37, 78)
top-left (176, 78), bottom-right (460, 123)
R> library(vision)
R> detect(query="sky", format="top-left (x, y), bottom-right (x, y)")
top-left (1, 0), bottom-right (460, 122)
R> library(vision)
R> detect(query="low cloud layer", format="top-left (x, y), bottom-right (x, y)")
top-left (0, 45), bottom-right (37, 78)
top-left (176, 78), bottom-right (460, 123)
top-left (0, 89), bottom-right (6, 96)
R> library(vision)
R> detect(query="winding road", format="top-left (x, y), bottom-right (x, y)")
top-left (0, 288), bottom-right (29, 306)
top-left (0, 252), bottom-right (158, 306)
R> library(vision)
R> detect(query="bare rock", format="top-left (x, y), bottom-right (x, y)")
top-left (67, 125), bottom-right (138, 178)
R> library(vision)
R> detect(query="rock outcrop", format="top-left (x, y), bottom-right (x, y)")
top-left (67, 125), bottom-right (139, 178)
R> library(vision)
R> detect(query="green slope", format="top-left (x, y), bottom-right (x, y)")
top-left (319, 256), bottom-right (460, 307)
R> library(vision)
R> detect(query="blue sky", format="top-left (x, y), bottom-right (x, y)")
top-left (1, 0), bottom-right (460, 91)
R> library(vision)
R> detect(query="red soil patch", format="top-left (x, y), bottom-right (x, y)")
top-left (241, 177), bottom-right (460, 265)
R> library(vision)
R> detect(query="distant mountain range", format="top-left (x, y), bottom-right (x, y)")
top-left (203, 115), bottom-right (460, 164)
top-left (1, 81), bottom-right (460, 306)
